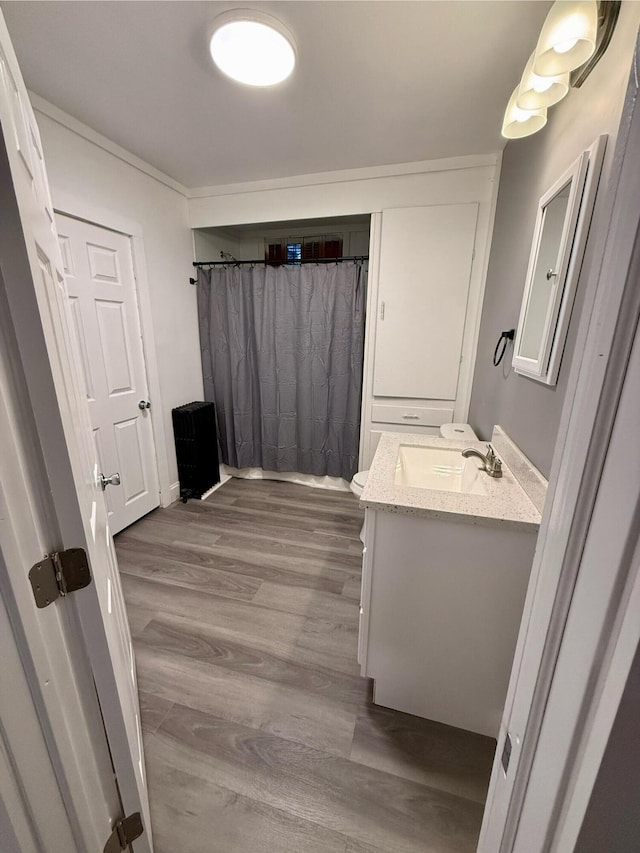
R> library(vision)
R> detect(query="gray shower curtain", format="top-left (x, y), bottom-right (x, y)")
top-left (198, 260), bottom-right (366, 481)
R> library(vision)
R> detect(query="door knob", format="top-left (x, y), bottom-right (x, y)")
top-left (99, 472), bottom-right (121, 490)
top-left (138, 400), bottom-right (151, 410)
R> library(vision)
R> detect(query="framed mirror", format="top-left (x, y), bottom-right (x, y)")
top-left (513, 135), bottom-right (607, 385)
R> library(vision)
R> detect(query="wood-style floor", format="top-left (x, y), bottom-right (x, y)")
top-left (115, 478), bottom-right (495, 853)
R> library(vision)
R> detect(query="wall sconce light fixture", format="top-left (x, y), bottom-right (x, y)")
top-left (534, 1), bottom-right (598, 76)
top-left (501, 0), bottom-right (620, 140)
top-left (502, 86), bottom-right (548, 139)
top-left (517, 52), bottom-right (570, 110)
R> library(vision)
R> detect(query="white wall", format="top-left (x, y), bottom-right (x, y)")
top-left (189, 155), bottom-right (498, 229)
top-left (193, 228), bottom-right (261, 263)
top-left (33, 106), bottom-right (201, 503)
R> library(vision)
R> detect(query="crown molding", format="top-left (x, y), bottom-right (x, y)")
top-left (187, 153), bottom-right (500, 199)
top-left (29, 91), bottom-right (499, 203)
top-left (29, 91), bottom-right (189, 197)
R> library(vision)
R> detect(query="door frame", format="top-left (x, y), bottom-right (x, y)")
top-left (0, 7), bottom-right (154, 840)
top-left (478, 29), bottom-right (640, 851)
top-left (0, 177), bottom-right (123, 850)
top-left (0, 548), bottom-right (90, 853)
top-left (53, 189), bottom-right (171, 508)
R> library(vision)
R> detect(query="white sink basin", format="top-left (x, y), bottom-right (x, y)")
top-left (395, 444), bottom-right (487, 495)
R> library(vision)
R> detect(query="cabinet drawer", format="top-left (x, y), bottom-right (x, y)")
top-left (371, 404), bottom-right (453, 427)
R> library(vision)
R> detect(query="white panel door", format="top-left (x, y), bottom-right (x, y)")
top-left (373, 204), bottom-right (478, 400)
top-left (0, 12), bottom-right (153, 852)
top-left (56, 214), bottom-right (159, 533)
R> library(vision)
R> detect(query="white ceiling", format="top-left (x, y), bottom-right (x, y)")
top-left (2, 1), bottom-right (551, 189)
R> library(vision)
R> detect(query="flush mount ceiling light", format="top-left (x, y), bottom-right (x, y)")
top-left (209, 9), bottom-right (296, 87)
top-left (517, 52), bottom-right (569, 111)
top-left (502, 87), bottom-right (547, 140)
top-left (533, 1), bottom-right (598, 76)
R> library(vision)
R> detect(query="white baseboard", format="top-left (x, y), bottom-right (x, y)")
top-left (166, 465), bottom-right (344, 505)
top-left (166, 481), bottom-right (181, 506)
top-left (223, 465), bottom-right (350, 492)
top-left (166, 474), bottom-right (231, 505)
top-left (200, 473), bottom-right (232, 500)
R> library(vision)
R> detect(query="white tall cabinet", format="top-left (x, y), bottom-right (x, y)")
top-left (360, 203), bottom-right (482, 467)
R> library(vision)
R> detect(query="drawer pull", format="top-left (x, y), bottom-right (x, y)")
top-left (402, 414), bottom-right (420, 420)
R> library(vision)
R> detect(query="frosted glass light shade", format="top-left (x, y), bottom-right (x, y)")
top-left (502, 87), bottom-right (547, 139)
top-left (210, 10), bottom-right (296, 86)
top-left (517, 52), bottom-right (570, 110)
top-left (533, 1), bottom-right (598, 76)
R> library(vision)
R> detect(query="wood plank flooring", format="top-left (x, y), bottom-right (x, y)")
top-left (115, 478), bottom-right (495, 853)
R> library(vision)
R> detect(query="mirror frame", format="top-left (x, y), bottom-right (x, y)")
top-left (513, 135), bottom-right (607, 385)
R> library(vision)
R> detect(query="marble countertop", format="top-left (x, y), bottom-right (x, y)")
top-left (360, 431), bottom-right (543, 531)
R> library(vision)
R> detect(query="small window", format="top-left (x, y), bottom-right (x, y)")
top-left (265, 234), bottom-right (343, 263)
top-left (302, 235), bottom-right (342, 259)
top-left (286, 242), bottom-right (302, 263)
top-left (266, 242), bottom-right (285, 263)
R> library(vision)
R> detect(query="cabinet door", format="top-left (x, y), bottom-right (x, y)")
top-left (373, 204), bottom-right (478, 400)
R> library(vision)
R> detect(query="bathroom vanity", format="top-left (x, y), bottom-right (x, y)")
top-left (358, 428), bottom-right (545, 738)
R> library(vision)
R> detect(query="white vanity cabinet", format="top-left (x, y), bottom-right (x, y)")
top-left (359, 507), bottom-right (537, 738)
top-left (360, 203), bottom-right (481, 468)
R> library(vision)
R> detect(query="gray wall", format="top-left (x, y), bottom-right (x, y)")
top-left (575, 638), bottom-right (640, 852)
top-left (469, 3), bottom-right (640, 478)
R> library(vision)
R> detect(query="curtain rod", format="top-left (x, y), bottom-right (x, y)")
top-left (193, 255), bottom-right (368, 267)
top-left (189, 256), bottom-right (368, 284)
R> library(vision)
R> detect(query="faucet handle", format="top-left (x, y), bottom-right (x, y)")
top-left (486, 444), bottom-right (503, 475)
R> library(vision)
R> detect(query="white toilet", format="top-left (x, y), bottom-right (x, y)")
top-left (349, 422), bottom-right (477, 498)
top-left (349, 470), bottom-right (370, 542)
top-left (439, 422), bottom-right (478, 442)
top-left (349, 469), bottom-right (369, 497)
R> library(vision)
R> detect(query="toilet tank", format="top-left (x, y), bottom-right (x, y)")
top-left (439, 423), bottom-right (478, 441)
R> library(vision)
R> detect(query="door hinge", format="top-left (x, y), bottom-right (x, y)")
top-left (104, 812), bottom-right (144, 853)
top-left (29, 548), bottom-right (92, 608)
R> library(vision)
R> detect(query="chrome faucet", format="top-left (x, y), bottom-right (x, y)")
top-left (461, 444), bottom-right (503, 478)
